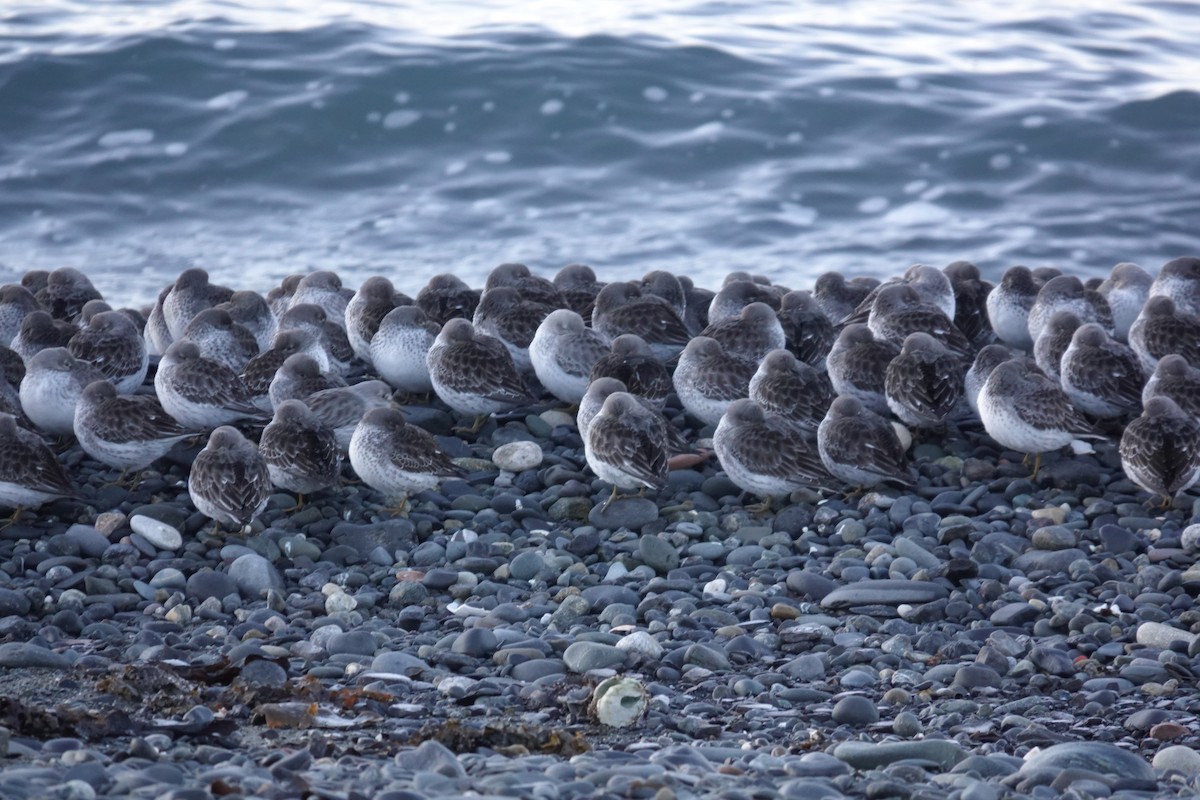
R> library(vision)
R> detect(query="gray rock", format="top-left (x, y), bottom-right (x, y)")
top-left (227, 553), bottom-right (284, 598)
top-left (1019, 741), bottom-right (1154, 781)
top-left (893, 711), bottom-right (922, 737)
top-left (64, 525), bottom-right (111, 559)
top-left (1012, 548), bottom-right (1087, 573)
top-left (508, 550), bottom-right (544, 581)
top-left (1153, 745), bottom-right (1200, 775)
top-left (821, 579), bottom-right (949, 609)
top-left (833, 740), bottom-right (967, 770)
top-left (0, 588), bottom-right (31, 617)
top-left (393, 740), bottom-right (466, 779)
top-left (370, 651), bottom-right (429, 674)
top-left (563, 641), bottom-right (627, 673)
top-left (787, 571), bottom-right (836, 601)
top-left (1137, 621), bottom-right (1196, 648)
top-left (954, 664), bottom-right (1001, 689)
top-left (1030, 525), bottom-right (1076, 551)
top-left (581, 585), bottom-right (639, 608)
top-left (185, 570), bottom-right (238, 602)
top-left (589, 497), bottom-right (658, 530)
top-left (326, 630), bottom-right (377, 657)
top-left (492, 441), bottom-right (543, 472)
top-left (129, 515), bottom-right (183, 551)
top-left (638, 535), bottom-right (680, 573)
top-left (831, 695), bottom-right (879, 725)
top-left (332, 520), bottom-right (414, 559)
top-left (451, 627), bottom-right (498, 658)
top-left (0, 642), bottom-right (69, 669)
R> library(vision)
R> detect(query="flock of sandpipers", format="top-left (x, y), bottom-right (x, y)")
top-left (1, 257), bottom-right (1199, 530)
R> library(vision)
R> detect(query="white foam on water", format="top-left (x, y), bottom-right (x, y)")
top-left (643, 86), bottom-right (667, 102)
top-left (904, 179), bottom-right (928, 194)
top-left (164, 142), bottom-right (188, 157)
top-left (483, 151), bottom-right (511, 164)
top-left (98, 129), bottom-right (154, 148)
top-left (858, 196), bottom-right (889, 214)
top-left (990, 153), bottom-right (1012, 170)
top-left (206, 90), bottom-right (248, 110)
top-left (883, 202), bottom-right (952, 226)
top-left (444, 160), bottom-right (467, 176)
top-left (213, 38), bottom-right (237, 50)
top-left (383, 110), bottom-right (421, 129)
top-left (540, 98), bottom-right (564, 115)
top-left (1022, 115), bottom-right (1046, 128)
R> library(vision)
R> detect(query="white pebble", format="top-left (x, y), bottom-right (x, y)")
top-left (616, 631), bottom-right (663, 659)
top-left (492, 441), bottom-right (543, 472)
top-left (129, 515), bottom-right (182, 551)
top-left (325, 592), bottom-right (357, 615)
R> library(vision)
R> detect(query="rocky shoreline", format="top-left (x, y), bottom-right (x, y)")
top-left (3, 391), bottom-right (1200, 799)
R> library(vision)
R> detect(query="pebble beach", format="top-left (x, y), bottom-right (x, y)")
top-left (3, 260), bottom-right (1200, 800)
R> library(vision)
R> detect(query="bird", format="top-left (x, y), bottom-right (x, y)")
top-left (180, 308), bottom-right (259, 373)
top-left (1128, 296), bottom-right (1200, 375)
top-left (472, 286), bottom-right (556, 374)
top-left (1148, 256), bottom-right (1200, 318)
top-left (867, 284), bottom-right (973, 359)
top-left (19, 347), bottom-right (106, 437)
top-left (268, 353), bottom-right (346, 410)
top-left (35, 267), bottom-right (103, 322)
top-left (154, 340), bottom-right (265, 430)
top-left (713, 398), bottom-right (832, 508)
top-left (215, 290), bottom-right (278, 353)
top-left (73, 380), bottom-right (192, 471)
top-left (1059, 323), bottom-right (1144, 419)
top-left (266, 274), bottom-right (303, 320)
top-left (553, 263), bottom-right (605, 321)
top-left (813, 271), bottom-right (877, 325)
top-left (345, 276), bottom-right (410, 363)
top-left (679, 276), bottom-right (715, 336)
top-left (584, 391), bottom-right (669, 510)
top-left (529, 309), bottom-right (611, 405)
top-left (304, 380), bottom-right (395, 451)
top-left (258, 399), bottom-right (342, 502)
top-left (276, 304), bottom-right (340, 373)
top-left (707, 280), bottom-right (781, 325)
top-left (415, 274), bottom-right (480, 327)
top-left (162, 268), bottom-right (234, 341)
top-left (426, 318), bottom-right (534, 428)
top-left (943, 260), bottom-right (994, 349)
top-left (1120, 397), bottom-right (1200, 508)
top-left (965, 344), bottom-right (1036, 417)
top-left (1098, 262), bottom-right (1152, 342)
top-left (67, 309), bottom-right (149, 393)
top-left (640, 270), bottom-right (688, 322)
top-left (1032, 311), bottom-right (1082, 382)
top-left (289, 271), bottom-right (349, 328)
top-left (697, 302), bottom-right (787, 365)
top-left (1143, 355), bottom-right (1200, 420)
top-left (0, 412), bottom-right (77, 511)
top-left (817, 396), bottom-right (914, 489)
top-left (884, 332), bottom-right (967, 431)
top-left (144, 286), bottom-right (174, 357)
top-left (187, 426), bottom-right (272, 531)
top-left (10, 311), bottom-right (77, 364)
top-left (1026, 275), bottom-right (1114, 344)
top-left (977, 358), bottom-right (1099, 477)
top-left (672, 336), bottom-right (756, 427)
top-left (840, 264), bottom-right (957, 328)
top-left (370, 305), bottom-right (439, 395)
top-left (577, 377), bottom-right (688, 455)
top-left (0, 284), bottom-right (41, 347)
top-left (588, 334), bottom-right (673, 409)
top-left (776, 290), bottom-right (835, 371)
top-left (239, 328), bottom-right (328, 402)
top-left (826, 323), bottom-right (900, 417)
top-left (348, 406), bottom-right (462, 512)
top-left (986, 265), bottom-right (1043, 350)
top-left (591, 281), bottom-right (691, 360)
top-left (748, 349), bottom-right (833, 435)
top-left (484, 262), bottom-right (564, 309)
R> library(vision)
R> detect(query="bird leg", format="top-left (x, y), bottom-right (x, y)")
top-left (745, 495), bottom-right (774, 516)
top-left (454, 414), bottom-right (491, 437)
top-left (0, 507), bottom-right (24, 531)
top-left (385, 493), bottom-right (410, 518)
top-left (599, 484), bottom-right (621, 512)
top-left (1028, 452), bottom-right (1042, 481)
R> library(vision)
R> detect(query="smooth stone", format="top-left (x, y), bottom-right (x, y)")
top-left (1012, 548), bottom-right (1087, 573)
top-left (1137, 621), bottom-right (1197, 648)
top-left (451, 627), bottom-right (498, 658)
top-left (0, 588), bottom-right (31, 617)
top-left (394, 740), bottom-right (466, 779)
top-left (581, 585), bottom-right (639, 608)
top-left (617, 631), bottom-right (664, 660)
top-left (833, 740), bottom-right (967, 770)
top-left (0, 642), bottom-right (70, 669)
top-left (185, 570), bottom-right (238, 602)
top-left (893, 711), bottom-right (922, 738)
top-left (1153, 745), bottom-right (1200, 775)
top-left (511, 658), bottom-right (566, 682)
top-left (638, 535), bottom-right (680, 573)
top-left (787, 571), bottom-right (836, 601)
top-left (370, 651), bottom-right (428, 674)
top-left (227, 553), bottom-right (284, 598)
top-left (492, 441), bottom-right (543, 472)
top-left (326, 630), bottom-right (377, 657)
top-left (508, 551), bottom-right (544, 582)
top-left (64, 525), bottom-right (111, 559)
top-left (1019, 742), bottom-right (1154, 781)
top-left (954, 664), bottom-right (1002, 690)
top-left (1030, 525), bottom-right (1076, 551)
top-left (563, 641), bottom-right (627, 673)
top-left (820, 579), bottom-right (948, 609)
top-left (129, 515), bottom-right (183, 551)
top-left (589, 497), bottom-right (659, 530)
top-left (831, 696), bottom-right (879, 725)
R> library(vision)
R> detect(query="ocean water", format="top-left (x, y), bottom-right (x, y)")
top-left (1, 0), bottom-right (1198, 306)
